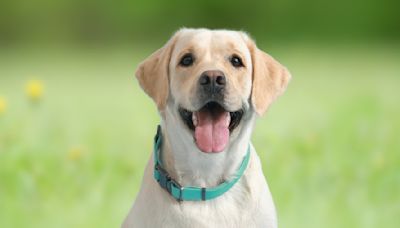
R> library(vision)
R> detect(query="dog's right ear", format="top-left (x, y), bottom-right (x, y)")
top-left (135, 33), bottom-right (179, 111)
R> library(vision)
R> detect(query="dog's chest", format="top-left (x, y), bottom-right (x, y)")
top-left (162, 195), bottom-right (256, 227)
top-left (154, 183), bottom-right (259, 227)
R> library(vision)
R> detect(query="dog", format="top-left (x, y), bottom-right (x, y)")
top-left (123, 28), bottom-right (291, 228)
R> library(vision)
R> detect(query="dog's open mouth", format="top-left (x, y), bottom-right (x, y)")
top-left (179, 102), bottom-right (244, 153)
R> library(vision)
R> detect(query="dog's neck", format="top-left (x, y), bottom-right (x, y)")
top-left (159, 107), bottom-right (256, 187)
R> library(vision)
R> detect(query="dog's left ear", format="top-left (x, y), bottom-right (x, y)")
top-left (135, 33), bottom-right (179, 111)
top-left (242, 33), bottom-right (291, 116)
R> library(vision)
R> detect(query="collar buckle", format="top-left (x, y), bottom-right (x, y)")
top-left (155, 163), bottom-right (169, 189)
top-left (155, 164), bottom-right (184, 201)
top-left (169, 178), bottom-right (184, 201)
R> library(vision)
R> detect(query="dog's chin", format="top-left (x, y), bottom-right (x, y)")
top-left (178, 102), bottom-right (244, 154)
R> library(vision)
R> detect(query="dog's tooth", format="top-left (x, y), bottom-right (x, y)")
top-left (226, 112), bottom-right (231, 126)
top-left (192, 112), bottom-right (198, 126)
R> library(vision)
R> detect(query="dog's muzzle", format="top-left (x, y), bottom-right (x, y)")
top-left (197, 70), bottom-right (226, 103)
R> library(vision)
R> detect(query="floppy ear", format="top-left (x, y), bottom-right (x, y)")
top-left (135, 34), bottom-right (178, 111)
top-left (246, 37), bottom-right (291, 116)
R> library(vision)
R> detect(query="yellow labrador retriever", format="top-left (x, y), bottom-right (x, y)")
top-left (123, 28), bottom-right (291, 228)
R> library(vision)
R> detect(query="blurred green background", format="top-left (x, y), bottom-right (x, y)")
top-left (0, 0), bottom-right (399, 227)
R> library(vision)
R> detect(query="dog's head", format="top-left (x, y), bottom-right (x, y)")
top-left (136, 28), bottom-right (291, 153)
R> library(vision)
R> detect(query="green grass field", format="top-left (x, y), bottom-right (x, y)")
top-left (0, 43), bottom-right (399, 227)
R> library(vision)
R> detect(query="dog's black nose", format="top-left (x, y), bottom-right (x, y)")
top-left (199, 70), bottom-right (226, 91)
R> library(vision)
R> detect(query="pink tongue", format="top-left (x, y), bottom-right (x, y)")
top-left (194, 111), bottom-right (229, 153)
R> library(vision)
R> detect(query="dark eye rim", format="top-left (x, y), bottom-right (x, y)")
top-left (230, 54), bottom-right (245, 68)
top-left (179, 53), bottom-right (195, 67)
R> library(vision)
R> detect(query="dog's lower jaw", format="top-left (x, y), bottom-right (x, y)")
top-left (160, 106), bottom-right (256, 187)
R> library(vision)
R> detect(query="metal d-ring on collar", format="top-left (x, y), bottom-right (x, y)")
top-left (153, 125), bottom-right (251, 202)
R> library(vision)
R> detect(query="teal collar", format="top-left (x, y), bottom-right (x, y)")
top-left (153, 125), bottom-right (250, 201)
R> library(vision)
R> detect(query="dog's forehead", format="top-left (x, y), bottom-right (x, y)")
top-left (173, 29), bottom-right (249, 55)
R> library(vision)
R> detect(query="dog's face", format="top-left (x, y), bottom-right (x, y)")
top-left (136, 29), bottom-right (290, 153)
top-left (169, 30), bottom-right (252, 114)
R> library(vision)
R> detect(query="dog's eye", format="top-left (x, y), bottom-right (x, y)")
top-left (230, 55), bottom-right (244, 68)
top-left (179, 53), bottom-right (194, 67)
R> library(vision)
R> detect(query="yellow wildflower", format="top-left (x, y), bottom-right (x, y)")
top-left (68, 147), bottom-right (83, 161)
top-left (26, 80), bottom-right (44, 101)
top-left (0, 96), bottom-right (6, 114)
top-left (373, 154), bottom-right (385, 170)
